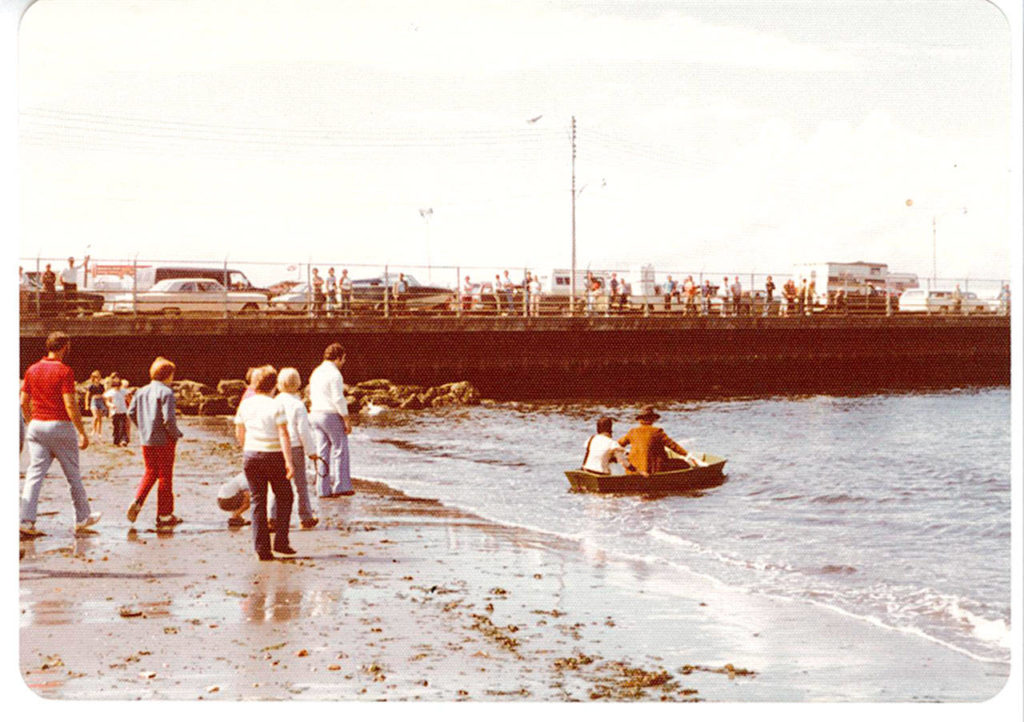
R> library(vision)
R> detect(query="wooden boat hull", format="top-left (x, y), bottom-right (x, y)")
top-left (564, 452), bottom-right (727, 495)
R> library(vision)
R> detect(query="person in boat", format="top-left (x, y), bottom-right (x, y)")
top-left (618, 407), bottom-right (692, 476)
top-left (581, 417), bottom-right (635, 475)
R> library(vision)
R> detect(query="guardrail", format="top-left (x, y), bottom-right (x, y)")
top-left (18, 255), bottom-right (1011, 320)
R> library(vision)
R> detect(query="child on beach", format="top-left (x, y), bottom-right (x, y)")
top-left (270, 368), bottom-right (319, 530)
top-left (127, 358), bottom-right (184, 529)
top-left (234, 365), bottom-right (296, 560)
top-left (85, 370), bottom-right (106, 440)
top-left (103, 373), bottom-right (130, 446)
top-left (218, 474), bottom-right (252, 528)
top-left (120, 379), bottom-right (133, 444)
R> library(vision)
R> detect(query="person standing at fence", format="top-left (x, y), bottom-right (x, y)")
top-left (20, 331), bottom-right (101, 537)
top-left (998, 283), bottom-right (1010, 316)
top-left (952, 284), bottom-right (963, 315)
top-left (502, 270), bottom-right (516, 314)
top-left (529, 273), bottom-right (542, 316)
top-left (763, 275), bottom-right (776, 317)
top-left (339, 269), bottom-right (352, 316)
top-left (59, 256), bottom-right (86, 316)
top-left (684, 276), bottom-right (697, 316)
top-left (270, 367), bottom-right (319, 530)
top-left (796, 278), bottom-right (807, 315)
top-left (311, 268), bottom-right (325, 317)
top-left (462, 275), bottom-right (474, 311)
top-left (104, 373), bottom-right (130, 447)
top-left (235, 366), bottom-right (296, 560)
top-left (663, 275), bottom-right (676, 311)
top-left (325, 268), bottom-right (337, 317)
top-left (701, 279), bottom-right (713, 316)
top-left (127, 357), bottom-right (184, 529)
top-left (803, 279), bottom-right (815, 315)
top-left (309, 342), bottom-right (353, 497)
top-left (730, 276), bottom-right (743, 316)
top-left (85, 370), bottom-right (106, 441)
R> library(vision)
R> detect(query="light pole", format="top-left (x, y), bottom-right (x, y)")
top-left (905, 199), bottom-right (967, 290)
top-left (419, 207), bottom-right (433, 284)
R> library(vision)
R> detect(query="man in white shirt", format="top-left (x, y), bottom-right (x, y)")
top-left (308, 342), bottom-right (353, 496)
top-left (582, 417), bottom-right (634, 475)
top-left (60, 256), bottom-right (88, 316)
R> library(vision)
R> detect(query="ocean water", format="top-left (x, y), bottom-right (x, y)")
top-left (346, 388), bottom-right (1012, 664)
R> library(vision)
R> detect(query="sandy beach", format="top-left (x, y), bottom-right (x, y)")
top-left (18, 417), bottom-right (1009, 703)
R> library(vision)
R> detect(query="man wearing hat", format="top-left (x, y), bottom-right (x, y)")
top-left (618, 407), bottom-right (691, 476)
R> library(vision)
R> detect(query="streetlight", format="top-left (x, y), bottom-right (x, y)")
top-left (904, 198), bottom-right (967, 289)
top-left (419, 207), bottom-right (433, 284)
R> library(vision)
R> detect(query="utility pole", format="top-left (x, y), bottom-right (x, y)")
top-left (570, 115), bottom-right (576, 316)
top-left (932, 215), bottom-right (937, 289)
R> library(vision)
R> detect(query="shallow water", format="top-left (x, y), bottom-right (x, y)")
top-left (341, 388), bottom-right (1011, 664)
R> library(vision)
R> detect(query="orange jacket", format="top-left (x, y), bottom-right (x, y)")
top-left (618, 425), bottom-right (687, 474)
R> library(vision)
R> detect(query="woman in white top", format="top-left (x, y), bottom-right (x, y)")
top-left (582, 417), bottom-right (634, 475)
top-left (234, 366), bottom-right (295, 560)
top-left (103, 373), bottom-right (130, 447)
top-left (269, 368), bottom-right (319, 529)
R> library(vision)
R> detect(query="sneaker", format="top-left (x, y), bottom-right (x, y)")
top-left (156, 515), bottom-right (183, 528)
top-left (74, 512), bottom-right (102, 532)
top-left (300, 517), bottom-right (319, 530)
top-left (227, 517), bottom-right (250, 528)
top-left (20, 522), bottom-right (45, 537)
top-left (273, 546), bottom-right (297, 557)
top-left (127, 501), bottom-right (141, 523)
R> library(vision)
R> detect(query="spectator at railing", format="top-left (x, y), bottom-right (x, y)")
top-left (663, 275), bottom-right (677, 311)
top-left (528, 273), bottom-right (541, 317)
top-left (730, 276), bottom-right (743, 316)
top-left (701, 279), bottom-right (713, 316)
top-left (796, 278), bottom-right (807, 316)
top-left (325, 268), bottom-right (337, 317)
top-left (462, 275), bottom-right (473, 311)
top-left (338, 269), bottom-right (352, 316)
top-left (502, 270), bottom-right (516, 313)
top-left (764, 276), bottom-right (775, 317)
top-left (998, 284), bottom-right (1010, 316)
top-left (311, 268), bottom-right (325, 317)
top-left (783, 278), bottom-right (797, 316)
top-left (719, 277), bottom-right (730, 316)
top-left (683, 275), bottom-right (697, 316)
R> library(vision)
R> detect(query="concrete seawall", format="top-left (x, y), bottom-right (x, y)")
top-left (19, 315), bottom-right (1010, 399)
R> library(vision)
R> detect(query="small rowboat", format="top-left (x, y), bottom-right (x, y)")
top-left (564, 451), bottom-right (727, 495)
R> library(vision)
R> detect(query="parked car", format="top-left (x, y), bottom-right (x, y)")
top-left (20, 277), bottom-right (105, 317)
top-left (898, 288), bottom-right (988, 314)
top-left (270, 282), bottom-right (314, 313)
top-left (350, 274), bottom-right (453, 312)
top-left (103, 278), bottom-right (268, 315)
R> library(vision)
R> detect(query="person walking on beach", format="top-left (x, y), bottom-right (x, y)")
top-left (104, 372), bottom-right (130, 446)
top-left (309, 342), bottom-right (353, 497)
top-left (235, 366), bottom-right (296, 560)
top-left (20, 331), bottom-right (102, 537)
top-left (582, 417), bottom-right (634, 475)
top-left (270, 368), bottom-right (320, 530)
top-left (618, 407), bottom-right (692, 476)
top-left (127, 358), bottom-right (184, 528)
top-left (85, 370), bottom-right (106, 440)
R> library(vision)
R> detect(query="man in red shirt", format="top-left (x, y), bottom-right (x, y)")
top-left (20, 331), bottom-right (101, 536)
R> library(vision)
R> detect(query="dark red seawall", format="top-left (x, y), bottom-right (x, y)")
top-left (19, 315), bottom-right (1010, 399)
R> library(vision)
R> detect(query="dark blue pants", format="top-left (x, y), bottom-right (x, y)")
top-left (243, 451), bottom-right (293, 557)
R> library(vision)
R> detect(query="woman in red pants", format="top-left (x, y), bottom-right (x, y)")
top-left (126, 357), bottom-right (184, 528)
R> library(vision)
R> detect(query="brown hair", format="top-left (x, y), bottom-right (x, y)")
top-left (45, 331), bottom-right (70, 353)
top-left (149, 357), bottom-right (176, 382)
top-left (323, 342), bottom-right (346, 361)
top-left (596, 417), bottom-right (614, 434)
top-left (253, 365), bottom-right (278, 393)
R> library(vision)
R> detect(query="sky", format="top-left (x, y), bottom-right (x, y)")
top-left (9, 0), bottom-right (1022, 287)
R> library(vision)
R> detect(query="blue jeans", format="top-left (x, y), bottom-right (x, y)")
top-left (504, 289), bottom-right (515, 312)
top-left (243, 451), bottom-right (292, 556)
top-left (21, 420), bottom-right (92, 524)
top-left (271, 446), bottom-right (315, 522)
top-left (310, 411), bottom-right (352, 495)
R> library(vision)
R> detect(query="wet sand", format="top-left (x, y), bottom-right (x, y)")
top-left (19, 418), bottom-right (1009, 702)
